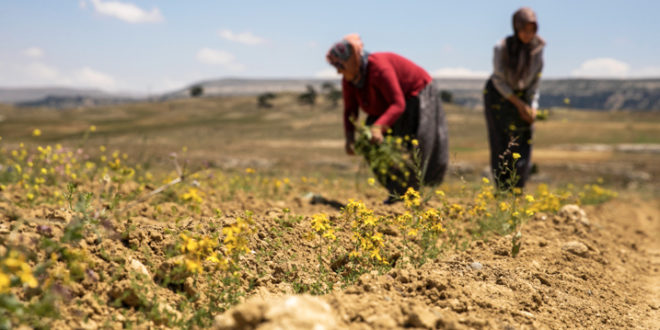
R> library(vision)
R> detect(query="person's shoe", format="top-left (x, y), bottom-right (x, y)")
top-left (383, 196), bottom-right (402, 205)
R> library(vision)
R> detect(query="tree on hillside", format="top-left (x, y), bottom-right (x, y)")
top-left (257, 92), bottom-right (277, 108)
top-left (321, 81), bottom-right (342, 108)
top-left (321, 81), bottom-right (336, 93)
top-left (298, 85), bottom-right (317, 108)
top-left (190, 85), bottom-right (204, 97)
top-left (439, 90), bottom-right (453, 103)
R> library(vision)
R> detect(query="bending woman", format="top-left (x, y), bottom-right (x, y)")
top-left (484, 7), bottom-right (545, 190)
top-left (326, 34), bottom-right (448, 203)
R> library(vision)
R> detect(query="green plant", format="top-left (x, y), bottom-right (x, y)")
top-left (354, 124), bottom-right (421, 199)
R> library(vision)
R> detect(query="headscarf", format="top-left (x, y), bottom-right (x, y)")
top-left (326, 34), bottom-right (369, 88)
top-left (505, 7), bottom-right (546, 84)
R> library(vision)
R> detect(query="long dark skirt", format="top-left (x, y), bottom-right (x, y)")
top-left (366, 83), bottom-right (449, 196)
top-left (483, 79), bottom-right (533, 190)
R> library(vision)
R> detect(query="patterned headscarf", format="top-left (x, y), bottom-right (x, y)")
top-left (326, 33), bottom-right (364, 69)
top-left (326, 34), bottom-right (369, 87)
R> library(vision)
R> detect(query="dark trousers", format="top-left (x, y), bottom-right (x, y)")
top-left (483, 79), bottom-right (533, 189)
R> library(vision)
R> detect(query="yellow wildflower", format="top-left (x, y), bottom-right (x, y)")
top-left (512, 153), bottom-right (521, 160)
top-left (185, 259), bottom-right (202, 273)
top-left (371, 232), bottom-right (383, 245)
top-left (370, 249), bottom-right (383, 261)
top-left (423, 208), bottom-right (440, 220)
top-left (18, 264), bottom-right (38, 288)
top-left (181, 188), bottom-right (203, 203)
top-left (32, 129), bottom-right (41, 137)
top-left (186, 238), bottom-right (198, 252)
top-left (205, 254), bottom-right (220, 264)
top-left (363, 215), bottom-right (377, 227)
top-left (403, 187), bottom-right (421, 208)
top-left (311, 213), bottom-right (329, 232)
top-left (322, 229), bottom-right (337, 241)
top-left (0, 272), bottom-right (10, 293)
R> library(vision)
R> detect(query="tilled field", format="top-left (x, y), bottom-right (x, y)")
top-left (1, 173), bottom-right (658, 329)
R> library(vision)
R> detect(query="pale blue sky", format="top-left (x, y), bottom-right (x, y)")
top-left (1, 0), bottom-right (658, 94)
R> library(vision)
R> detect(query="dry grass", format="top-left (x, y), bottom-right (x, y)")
top-left (1, 96), bottom-right (659, 188)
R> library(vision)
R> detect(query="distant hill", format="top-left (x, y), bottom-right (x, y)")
top-left (0, 87), bottom-right (115, 103)
top-left (3, 78), bottom-right (660, 111)
top-left (433, 78), bottom-right (660, 111)
top-left (15, 95), bottom-right (136, 109)
top-left (0, 87), bottom-right (137, 109)
top-left (168, 78), bottom-right (660, 112)
top-left (538, 79), bottom-right (660, 111)
top-left (160, 78), bottom-right (332, 100)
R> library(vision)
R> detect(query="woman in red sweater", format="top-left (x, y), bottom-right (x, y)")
top-left (326, 34), bottom-right (448, 204)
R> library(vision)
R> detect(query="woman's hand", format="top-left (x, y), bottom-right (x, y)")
top-left (508, 95), bottom-right (536, 124)
top-left (525, 105), bottom-right (537, 123)
top-left (370, 125), bottom-right (384, 144)
top-left (518, 104), bottom-right (536, 124)
top-left (345, 140), bottom-right (355, 155)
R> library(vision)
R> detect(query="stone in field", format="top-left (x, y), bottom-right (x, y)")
top-left (562, 241), bottom-right (589, 256)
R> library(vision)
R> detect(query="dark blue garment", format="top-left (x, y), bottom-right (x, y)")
top-left (483, 79), bottom-right (533, 189)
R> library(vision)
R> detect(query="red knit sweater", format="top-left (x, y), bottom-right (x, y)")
top-left (342, 52), bottom-right (431, 138)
